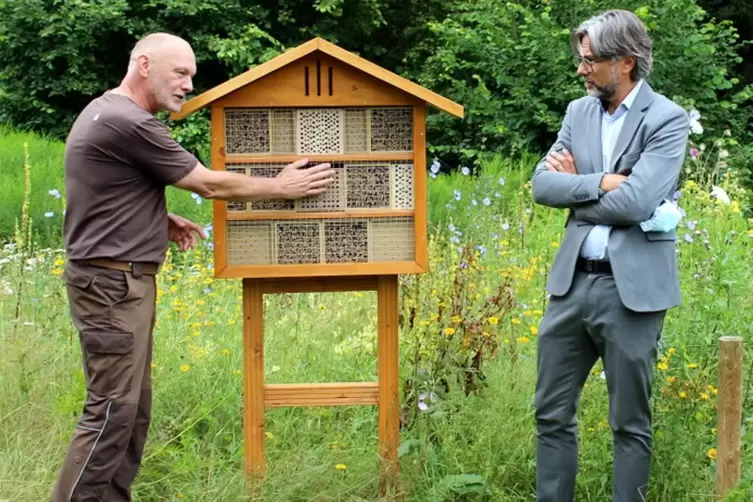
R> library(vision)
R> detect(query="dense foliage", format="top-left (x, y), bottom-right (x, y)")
top-left (0, 0), bottom-right (750, 171)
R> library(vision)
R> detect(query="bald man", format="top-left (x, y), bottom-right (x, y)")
top-left (53, 33), bottom-right (335, 502)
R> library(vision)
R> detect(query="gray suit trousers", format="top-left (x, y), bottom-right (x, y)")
top-left (535, 269), bottom-right (665, 502)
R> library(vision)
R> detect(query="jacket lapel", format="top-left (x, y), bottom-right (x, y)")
top-left (586, 101), bottom-right (603, 174)
top-left (607, 82), bottom-right (656, 172)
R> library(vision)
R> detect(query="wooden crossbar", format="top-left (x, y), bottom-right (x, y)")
top-left (265, 382), bottom-right (379, 407)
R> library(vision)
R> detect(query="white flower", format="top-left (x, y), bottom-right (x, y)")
top-left (461, 166), bottom-right (470, 176)
top-left (688, 109), bottom-right (703, 135)
top-left (44, 212), bottom-right (54, 218)
top-left (719, 149), bottom-right (729, 159)
top-left (710, 186), bottom-right (730, 205)
top-left (48, 189), bottom-right (61, 199)
top-left (417, 392), bottom-right (436, 412)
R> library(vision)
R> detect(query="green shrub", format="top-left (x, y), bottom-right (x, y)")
top-left (409, 0), bottom-right (753, 168)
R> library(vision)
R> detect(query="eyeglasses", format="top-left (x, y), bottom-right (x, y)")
top-left (575, 55), bottom-right (610, 72)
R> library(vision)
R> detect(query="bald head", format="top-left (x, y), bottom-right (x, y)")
top-left (122, 32), bottom-right (196, 114)
top-left (128, 33), bottom-right (193, 70)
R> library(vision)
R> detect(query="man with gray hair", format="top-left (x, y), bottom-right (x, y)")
top-left (53, 32), bottom-right (334, 501)
top-left (531, 9), bottom-right (689, 502)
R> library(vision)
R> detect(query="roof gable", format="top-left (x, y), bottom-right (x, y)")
top-left (170, 37), bottom-right (463, 120)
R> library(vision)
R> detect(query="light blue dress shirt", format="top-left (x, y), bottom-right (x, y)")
top-left (580, 79), bottom-right (645, 260)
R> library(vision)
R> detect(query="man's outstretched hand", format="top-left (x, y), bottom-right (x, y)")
top-left (545, 149), bottom-right (577, 174)
top-left (276, 159), bottom-right (336, 199)
top-left (168, 213), bottom-right (207, 252)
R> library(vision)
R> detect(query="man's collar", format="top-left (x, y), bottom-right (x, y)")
top-left (600, 79), bottom-right (645, 115)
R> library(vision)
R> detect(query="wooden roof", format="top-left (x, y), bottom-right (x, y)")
top-left (170, 37), bottom-right (464, 120)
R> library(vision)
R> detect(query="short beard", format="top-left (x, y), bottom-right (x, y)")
top-left (586, 78), bottom-right (619, 101)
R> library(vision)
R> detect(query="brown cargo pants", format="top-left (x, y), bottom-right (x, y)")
top-left (52, 259), bottom-right (158, 502)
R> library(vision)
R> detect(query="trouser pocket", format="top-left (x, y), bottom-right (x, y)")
top-left (82, 330), bottom-right (134, 398)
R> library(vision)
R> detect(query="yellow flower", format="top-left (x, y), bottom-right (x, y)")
top-left (529, 326), bottom-right (539, 336)
top-left (169, 285), bottom-right (177, 293)
top-left (517, 336), bottom-right (530, 344)
top-left (688, 363), bottom-right (698, 369)
top-left (668, 347), bottom-right (676, 356)
top-left (679, 391), bottom-right (687, 398)
top-left (667, 376), bottom-right (676, 384)
top-left (53, 257), bottom-right (65, 267)
top-left (511, 319), bottom-right (521, 325)
top-left (451, 315), bottom-right (462, 324)
top-left (551, 241), bottom-right (559, 248)
top-left (421, 320), bottom-right (431, 326)
top-left (335, 464), bottom-right (347, 470)
top-left (180, 364), bottom-right (189, 372)
top-left (265, 431), bottom-right (275, 439)
top-left (51, 268), bottom-right (63, 276)
top-left (444, 327), bottom-right (456, 336)
top-left (707, 448), bottom-right (717, 460)
top-left (151, 362), bottom-right (157, 369)
top-left (487, 316), bottom-right (499, 325)
top-left (221, 349), bottom-right (231, 356)
top-left (701, 392), bottom-right (710, 400)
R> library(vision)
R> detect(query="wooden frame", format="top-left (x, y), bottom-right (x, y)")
top-left (242, 275), bottom-right (399, 492)
top-left (171, 37), bottom-right (463, 497)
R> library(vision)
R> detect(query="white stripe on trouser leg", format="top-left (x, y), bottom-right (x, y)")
top-left (68, 400), bottom-right (113, 502)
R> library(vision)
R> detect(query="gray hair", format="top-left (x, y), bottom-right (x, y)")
top-left (571, 9), bottom-right (653, 81)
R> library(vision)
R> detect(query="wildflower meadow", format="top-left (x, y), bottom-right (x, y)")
top-left (1, 114), bottom-right (753, 501)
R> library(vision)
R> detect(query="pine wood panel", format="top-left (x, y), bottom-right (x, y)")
top-left (211, 104), bottom-right (228, 273)
top-left (216, 261), bottom-right (423, 279)
top-left (171, 38), bottom-right (464, 120)
top-left (377, 275), bottom-right (400, 494)
top-left (265, 383), bottom-right (379, 407)
top-left (226, 210), bottom-right (413, 221)
top-left (217, 55), bottom-right (420, 109)
top-left (243, 279), bottom-right (265, 476)
top-left (222, 153), bottom-right (414, 163)
top-left (412, 105), bottom-right (428, 271)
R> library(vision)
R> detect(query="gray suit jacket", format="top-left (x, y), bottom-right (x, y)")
top-left (531, 82), bottom-right (690, 313)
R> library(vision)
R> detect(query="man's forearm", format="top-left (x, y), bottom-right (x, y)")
top-left (202, 171), bottom-right (284, 202)
top-left (531, 168), bottom-right (604, 208)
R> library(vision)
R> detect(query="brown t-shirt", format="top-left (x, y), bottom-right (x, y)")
top-left (63, 92), bottom-right (197, 264)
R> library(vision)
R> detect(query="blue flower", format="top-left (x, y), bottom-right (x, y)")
top-left (501, 222), bottom-right (510, 231)
top-left (477, 245), bottom-right (487, 255)
top-left (203, 288), bottom-right (212, 294)
top-left (499, 177), bottom-right (506, 186)
top-left (450, 236), bottom-right (460, 244)
top-left (448, 224), bottom-right (456, 232)
top-left (471, 199), bottom-right (478, 206)
top-left (191, 193), bottom-right (203, 205)
top-left (483, 197), bottom-right (491, 206)
top-left (430, 159), bottom-right (441, 174)
top-left (684, 234), bottom-right (694, 243)
top-left (461, 166), bottom-right (470, 176)
top-left (453, 189), bottom-right (462, 201)
top-left (48, 189), bottom-right (61, 199)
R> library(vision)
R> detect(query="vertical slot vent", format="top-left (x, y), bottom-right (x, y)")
top-left (328, 66), bottom-right (333, 96)
top-left (316, 60), bottom-right (321, 96)
top-left (304, 67), bottom-right (309, 96)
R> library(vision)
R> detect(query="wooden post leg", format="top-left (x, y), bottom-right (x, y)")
top-left (243, 279), bottom-right (266, 477)
top-left (377, 275), bottom-right (400, 497)
top-left (716, 336), bottom-right (743, 500)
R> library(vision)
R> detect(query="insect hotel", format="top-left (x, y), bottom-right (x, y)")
top-left (171, 37), bottom-right (463, 492)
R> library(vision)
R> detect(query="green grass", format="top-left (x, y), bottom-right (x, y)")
top-left (1, 130), bottom-right (753, 501)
